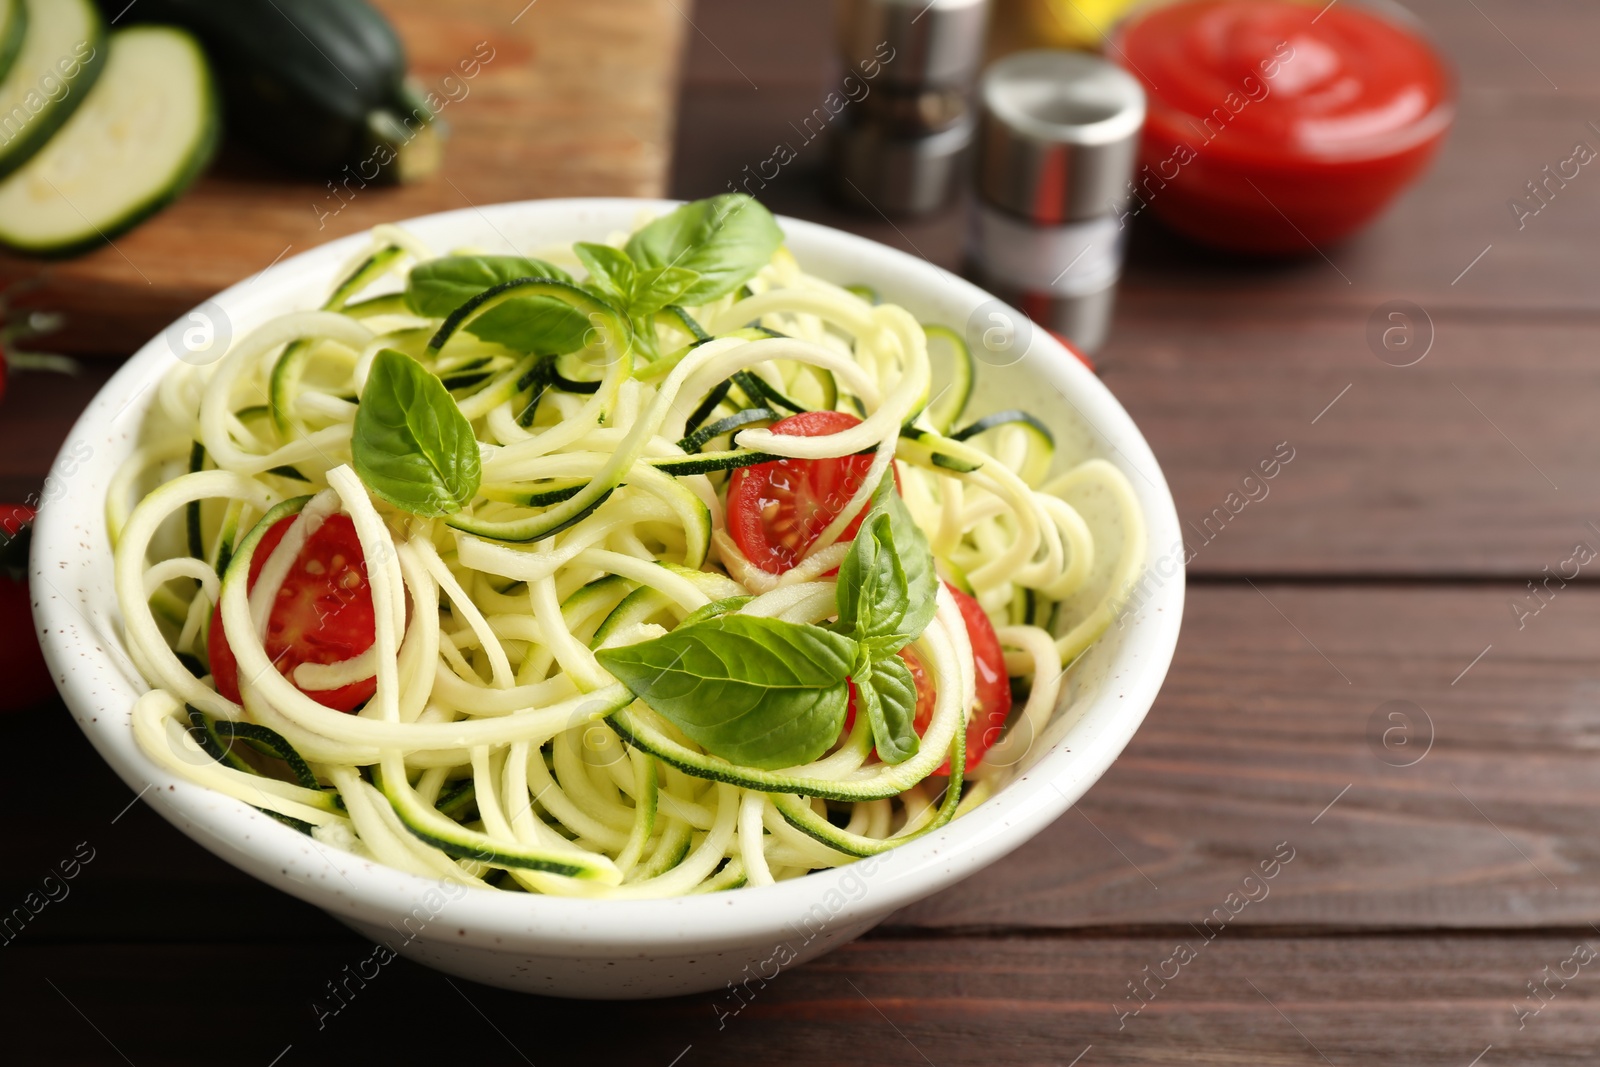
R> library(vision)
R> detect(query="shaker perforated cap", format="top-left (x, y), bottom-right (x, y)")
top-left (977, 50), bottom-right (1146, 223)
top-left (836, 0), bottom-right (990, 89)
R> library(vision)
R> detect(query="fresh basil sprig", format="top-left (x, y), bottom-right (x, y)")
top-left (407, 255), bottom-right (596, 357)
top-left (624, 194), bottom-right (784, 306)
top-left (837, 474), bottom-right (938, 657)
top-left (859, 653), bottom-right (920, 765)
top-left (595, 615), bottom-right (857, 770)
top-left (572, 243), bottom-right (635, 305)
top-left (832, 470), bottom-right (938, 761)
top-left (398, 195), bottom-right (780, 364)
top-left (465, 294), bottom-right (596, 356)
top-left (573, 241), bottom-right (699, 358)
top-left (634, 265), bottom-right (702, 314)
top-left (352, 349), bottom-right (482, 516)
top-left (597, 465), bottom-right (940, 770)
top-left (406, 255), bottom-right (573, 317)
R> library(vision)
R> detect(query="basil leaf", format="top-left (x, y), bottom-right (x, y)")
top-left (677, 595), bottom-right (756, 628)
top-left (884, 485), bottom-right (939, 641)
top-left (571, 244), bottom-right (697, 336)
top-left (353, 349), bottom-right (482, 516)
top-left (595, 615), bottom-right (857, 770)
top-left (626, 316), bottom-right (661, 361)
top-left (574, 242), bottom-right (636, 306)
top-left (862, 653), bottom-right (920, 765)
top-left (837, 513), bottom-right (909, 643)
top-left (624, 194), bottom-right (784, 306)
top-left (407, 255), bottom-right (573, 317)
top-left (466, 295), bottom-right (594, 355)
top-left (632, 266), bottom-right (700, 317)
top-left (836, 471), bottom-right (938, 653)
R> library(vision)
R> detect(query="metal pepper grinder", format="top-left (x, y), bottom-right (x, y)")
top-left (831, 0), bottom-right (992, 217)
top-left (969, 50), bottom-right (1146, 355)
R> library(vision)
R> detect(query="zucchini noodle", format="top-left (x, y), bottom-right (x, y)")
top-left (110, 206), bottom-right (1145, 897)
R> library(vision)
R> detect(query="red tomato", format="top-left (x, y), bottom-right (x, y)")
top-left (947, 583), bottom-right (1013, 773)
top-left (725, 410), bottom-right (889, 575)
top-left (842, 583), bottom-right (1013, 774)
top-left (0, 504), bottom-right (55, 711)
top-left (208, 513), bottom-right (377, 712)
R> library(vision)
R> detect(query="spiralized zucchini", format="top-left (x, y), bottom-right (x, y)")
top-left (111, 207), bottom-right (1146, 896)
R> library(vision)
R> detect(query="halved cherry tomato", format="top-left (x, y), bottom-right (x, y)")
top-left (1, 504), bottom-right (55, 711)
top-left (208, 514), bottom-right (377, 712)
top-left (843, 582), bottom-right (1013, 774)
top-left (948, 582), bottom-right (1013, 772)
top-left (726, 410), bottom-right (891, 575)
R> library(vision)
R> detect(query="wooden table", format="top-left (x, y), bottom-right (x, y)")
top-left (6, 0), bottom-right (1600, 1063)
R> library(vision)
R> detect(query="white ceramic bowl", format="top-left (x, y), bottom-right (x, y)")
top-left (31, 199), bottom-right (1183, 999)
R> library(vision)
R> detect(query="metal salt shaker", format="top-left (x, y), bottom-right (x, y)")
top-left (831, 0), bottom-right (992, 216)
top-left (969, 50), bottom-right (1145, 354)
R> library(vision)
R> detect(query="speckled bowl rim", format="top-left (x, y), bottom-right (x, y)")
top-left (32, 198), bottom-right (1183, 956)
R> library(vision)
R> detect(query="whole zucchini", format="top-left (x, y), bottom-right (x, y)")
top-left (96, 0), bottom-right (441, 184)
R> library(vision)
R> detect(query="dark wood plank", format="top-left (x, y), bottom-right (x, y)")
top-left (5, 934), bottom-right (1597, 1065)
top-left (900, 585), bottom-right (1600, 930)
top-left (1103, 313), bottom-right (1599, 577)
top-left (10, 587), bottom-right (1597, 944)
top-left (1403, 0), bottom-right (1597, 95)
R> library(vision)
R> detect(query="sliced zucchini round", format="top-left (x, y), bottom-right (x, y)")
top-left (0, 0), bottom-right (105, 183)
top-left (0, 24), bottom-right (216, 256)
top-left (0, 1), bottom-right (26, 87)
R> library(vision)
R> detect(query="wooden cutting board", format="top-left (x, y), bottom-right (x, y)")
top-left (0, 0), bottom-right (688, 354)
